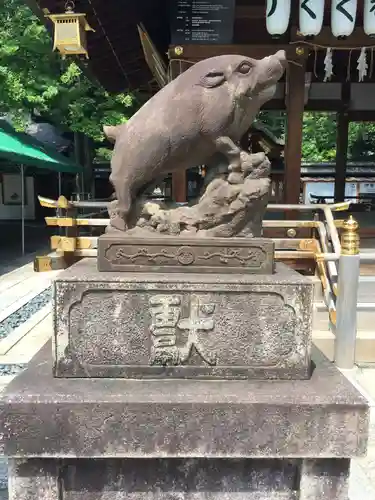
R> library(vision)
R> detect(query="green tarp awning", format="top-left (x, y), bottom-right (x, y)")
top-left (0, 121), bottom-right (83, 174)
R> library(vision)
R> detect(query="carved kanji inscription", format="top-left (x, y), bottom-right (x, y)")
top-left (149, 295), bottom-right (216, 366)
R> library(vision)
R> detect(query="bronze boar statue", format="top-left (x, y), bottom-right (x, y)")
top-left (104, 50), bottom-right (287, 231)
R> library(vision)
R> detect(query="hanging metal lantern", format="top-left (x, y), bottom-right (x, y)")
top-left (266, 0), bottom-right (291, 36)
top-left (299, 0), bottom-right (324, 36)
top-left (331, 0), bottom-right (357, 38)
top-left (46, 1), bottom-right (94, 59)
top-left (364, 0), bottom-right (375, 36)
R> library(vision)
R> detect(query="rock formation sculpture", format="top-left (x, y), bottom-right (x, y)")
top-left (108, 151), bottom-right (271, 238)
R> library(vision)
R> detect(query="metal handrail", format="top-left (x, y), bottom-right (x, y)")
top-left (320, 252), bottom-right (375, 262)
top-left (315, 220), bottom-right (338, 294)
top-left (38, 195), bottom-right (352, 212)
top-left (323, 207), bottom-right (341, 254)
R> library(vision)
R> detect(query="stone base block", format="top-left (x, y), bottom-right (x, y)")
top-left (7, 457), bottom-right (351, 500)
top-left (53, 259), bottom-right (313, 379)
top-left (97, 235), bottom-right (275, 274)
top-left (0, 343), bottom-right (368, 459)
top-left (0, 345), bottom-right (368, 500)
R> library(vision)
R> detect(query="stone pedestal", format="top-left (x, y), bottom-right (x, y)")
top-left (7, 457), bottom-right (352, 500)
top-left (54, 259), bottom-right (312, 379)
top-left (0, 343), bottom-right (368, 500)
top-left (0, 251), bottom-right (369, 499)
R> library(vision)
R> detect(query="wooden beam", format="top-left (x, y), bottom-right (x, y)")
top-left (305, 100), bottom-right (343, 112)
top-left (262, 99), bottom-right (286, 110)
top-left (235, 5), bottom-right (265, 19)
top-left (334, 83), bottom-right (351, 203)
top-left (291, 26), bottom-right (373, 49)
top-left (284, 60), bottom-right (306, 206)
top-left (169, 59), bottom-right (187, 202)
top-left (348, 110), bottom-right (375, 122)
top-left (168, 45), bottom-right (306, 62)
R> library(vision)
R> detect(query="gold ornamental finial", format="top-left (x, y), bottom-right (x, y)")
top-left (341, 215), bottom-right (360, 255)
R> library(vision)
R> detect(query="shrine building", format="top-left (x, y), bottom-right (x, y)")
top-left (26, 0), bottom-right (375, 208)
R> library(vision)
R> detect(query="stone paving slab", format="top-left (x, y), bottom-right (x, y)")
top-left (349, 459), bottom-right (375, 499)
top-left (343, 367), bottom-right (375, 499)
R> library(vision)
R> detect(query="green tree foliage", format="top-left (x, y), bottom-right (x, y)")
top-left (260, 111), bottom-right (375, 162)
top-left (0, 0), bottom-right (138, 142)
top-left (3, 0), bottom-right (375, 164)
top-left (302, 113), bottom-right (337, 161)
top-left (348, 121), bottom-right (375, 160)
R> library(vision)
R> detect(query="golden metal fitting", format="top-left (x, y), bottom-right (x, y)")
top-left (315, 253), bottom-right (325, 263)
top-left (341, 215), bottom-right (360, 255)
top-left (329, 309), bottom-right (337, 325)
top-left (57, 195), bottom-right (70, 209)
top-left (34, 255), bottom-right (53, 272)
top-left (174, 46), bottom-right (183, 56)
top-left (332, 201), bottom-right (350, 212)
top-left (51, 235), bottom-right (76, 252)
top-left (299, 239), bottom-right (317, 252)
top-left (295, 46), bottom-right (305, 56)
top-left (287, 228), bottom-right (297, 238)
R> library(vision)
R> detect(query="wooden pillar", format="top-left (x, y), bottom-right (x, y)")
top-left (172, 170), bottom-right (187, 203)
top-left (284, 60), bottom-right (306, 206)
top-left (169, 57), bottom-right (187, 203)
top-left (334, 83), bottom-right (351, 203)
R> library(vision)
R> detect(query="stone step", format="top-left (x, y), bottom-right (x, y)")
top-left (313, 301), bottom-right (375, 332)
top-left (357, 276), bottom-right (375, 303)
top-left (313, 330), bottom-right (375, 364)
top-left (311, 275), bottom-right (375, 304)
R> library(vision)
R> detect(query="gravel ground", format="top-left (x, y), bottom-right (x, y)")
top-left (0, 282), bottom-right (52, 492)
top-left (0, 287), bottom-right (51, 340)
top-left (0, 284), bottom-right (50, 491)
top-left (0, 364), bottom-right (27, 376)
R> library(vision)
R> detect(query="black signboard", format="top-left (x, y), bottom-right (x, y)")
top-left (171, 0), bottom-right (235, 45)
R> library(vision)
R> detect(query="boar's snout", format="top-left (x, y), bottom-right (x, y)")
top-left (248, 50), bottom-right (287, 98)
top-left (274, 50), bottom-right (287, 69)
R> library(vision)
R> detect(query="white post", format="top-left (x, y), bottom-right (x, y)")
top-left (334, 216), bottom-right (360, 369)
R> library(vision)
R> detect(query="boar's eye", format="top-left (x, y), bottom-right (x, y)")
top-left (237, 62), bottom-right (253, 74)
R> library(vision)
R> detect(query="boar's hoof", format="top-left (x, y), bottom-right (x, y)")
top-left (228, 160), bottom-right (242, 173)
top-left (228, 172), bottom-right (244, 185)
top-left (109, 214), bottom-right (128, 232)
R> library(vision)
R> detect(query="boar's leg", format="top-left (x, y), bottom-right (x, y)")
top-left (213, 136), bottom-right (242, 174)
top-left (109, 177), bottom-right (132, 231)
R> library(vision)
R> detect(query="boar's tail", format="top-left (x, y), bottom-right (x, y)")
top-left (103, 124), bottom-right (126, 143)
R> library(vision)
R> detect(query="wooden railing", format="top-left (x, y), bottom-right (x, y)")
top-left (34, 194), bottom-right (375, 370)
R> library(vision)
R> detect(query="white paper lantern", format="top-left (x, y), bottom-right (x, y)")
top-left (364, 0), bottom-right (375, 36)
top-left (299, 0), bottom-right (324, 36)
top-left (266, 0), bottom-right (291, 36)
top-left (331, 0), bottom-right (357, 37)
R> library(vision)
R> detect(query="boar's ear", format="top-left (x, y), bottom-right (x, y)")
top-left (103, 124), bottom-right (123, 143)
top-left (199, 70), bottom-right (226, 88)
